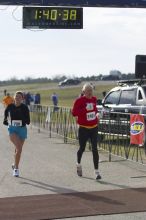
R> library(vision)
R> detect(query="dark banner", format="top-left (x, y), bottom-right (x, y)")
top-left (1, 0), bottom-right (146, 7)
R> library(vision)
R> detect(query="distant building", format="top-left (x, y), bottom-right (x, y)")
top-left (109, 70), bottom-right (122, 79)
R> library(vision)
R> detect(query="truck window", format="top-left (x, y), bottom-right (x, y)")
top-left (104, 90), bottom-right (121, 105)
top-left (119, 89), bottom-right (136, 105)
top-left (142, 87), bottom-right (146, 97)
top-left (138, 90), bottom-right (143, 100)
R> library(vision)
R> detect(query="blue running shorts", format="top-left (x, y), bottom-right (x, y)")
top-left (8, 125), bottom-right (27, 140)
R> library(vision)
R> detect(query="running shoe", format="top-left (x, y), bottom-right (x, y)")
top-left (96, 173), bottom-right (102, 180)
top-left (95, 170), bottom-right (101, 180)
top-left (76, 164), bottom-right (82, 177)
top-left (13, 169), bottom-right (19, 177)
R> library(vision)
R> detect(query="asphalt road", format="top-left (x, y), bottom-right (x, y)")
top-left (0, 103), bottom-right (146, 219)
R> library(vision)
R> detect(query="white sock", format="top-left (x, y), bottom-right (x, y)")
top-left (76, 163), bottom-right (81, 167)
top-left (95, 169), bottom-right (99, 175)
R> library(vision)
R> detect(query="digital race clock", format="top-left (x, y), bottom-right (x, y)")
top-left (23, 7), bottom-right (83, 29)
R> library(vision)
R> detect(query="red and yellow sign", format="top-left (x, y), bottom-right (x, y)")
top-left (130, 114), bottom-right (145, 145)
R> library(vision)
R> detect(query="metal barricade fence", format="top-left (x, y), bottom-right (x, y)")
top-left (30, 104), bottom-right (146, 165)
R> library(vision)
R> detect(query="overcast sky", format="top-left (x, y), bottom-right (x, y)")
top-left (0, 5), bottom-right (146, 80)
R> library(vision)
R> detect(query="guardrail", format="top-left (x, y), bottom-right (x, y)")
top-left (98, 112), bottom-right (146, 164)
top-left (30, 104), bottom-right (146, 165)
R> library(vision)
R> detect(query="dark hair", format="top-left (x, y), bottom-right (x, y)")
top-left (15, 91), bottom-right (24, 98)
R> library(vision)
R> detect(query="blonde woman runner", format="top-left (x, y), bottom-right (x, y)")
top-left (72, 83), bottom-right (101, 180)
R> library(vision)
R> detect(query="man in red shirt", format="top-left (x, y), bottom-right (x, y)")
top-left (72, 83), bottom-right (101, 180)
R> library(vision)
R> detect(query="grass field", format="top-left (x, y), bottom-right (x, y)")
top-left (0, 81), bottom-right (116, 107)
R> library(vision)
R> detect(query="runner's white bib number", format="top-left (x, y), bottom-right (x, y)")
top-left (86, 111), bottom-right (96, 121)
top-left (12, 120), bottom-right (22, 126)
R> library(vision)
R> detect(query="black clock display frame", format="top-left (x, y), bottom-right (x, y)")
top-left (23, 7), bottom-right (83, 29)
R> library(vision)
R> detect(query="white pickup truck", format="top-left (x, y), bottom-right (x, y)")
top-left (97, 79), bottom-right (146, 115)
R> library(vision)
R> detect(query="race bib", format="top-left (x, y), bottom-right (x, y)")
top-left (86, 111), bottom-right (96, 121)
top-left (12, 120), bottom-right (22, 127)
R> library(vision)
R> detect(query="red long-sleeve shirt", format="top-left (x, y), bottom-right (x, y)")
top-left (72, 96), bottom-right (99, 127)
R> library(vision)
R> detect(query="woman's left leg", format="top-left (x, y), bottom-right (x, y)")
top-left (10, 133), bottom-right (25, 169)
top-left (90, 127), bottom-right (101, 179)
top-left (90, 127), bottom-right (99, 170)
